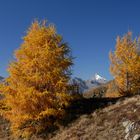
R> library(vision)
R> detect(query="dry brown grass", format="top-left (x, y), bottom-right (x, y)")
top-left (0, 116), bottom-right (10, 140)
top-left (50, 95), bottom-right (140, 140)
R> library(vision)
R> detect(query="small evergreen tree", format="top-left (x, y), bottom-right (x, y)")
top-left (1, 20), bottom-right (73, 138)
top-left (109, 32), bottom-right (140, 95)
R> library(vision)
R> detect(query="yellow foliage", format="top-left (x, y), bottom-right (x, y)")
top-left (105, 91), bottom-right (121, 98)
top-left (1, 20), bottom-right (73, 138)
top-left (110, 32), bottom-right (140, 95)
top-left (105, 81), bottom-right (122, 98)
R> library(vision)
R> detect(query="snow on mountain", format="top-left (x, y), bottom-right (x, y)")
top-left (94, 73), bottom-right (106, 81)
top-left (71, 73), bottom-right (107, 93)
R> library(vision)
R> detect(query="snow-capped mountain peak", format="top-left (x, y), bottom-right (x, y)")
top-left (70, 73), bottom-right (107, 93)
top-left (94, 73), bottom-right (106, 81)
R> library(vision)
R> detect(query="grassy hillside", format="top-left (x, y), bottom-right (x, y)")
top-left (50, 95), bottom-right (140, 140)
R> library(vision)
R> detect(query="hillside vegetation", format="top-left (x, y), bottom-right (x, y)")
top-left (0, 95), bottom-right (140, 140)
top-left (50, 95), bottom-right (140, 140)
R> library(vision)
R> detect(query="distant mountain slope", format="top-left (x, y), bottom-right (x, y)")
top-left (71, 73), bottom-right (107, 93)
top-left (83, 83), bottom-right (108, 98)
top-left (85, 73), bottom-right (107, 89)
top-left (70, 77), bottom-right (88, 93)
top-left (0, 76), bottom-right (4, 82)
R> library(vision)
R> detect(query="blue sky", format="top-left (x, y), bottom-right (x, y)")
top-left (0, 0), bottom-right (140, 80)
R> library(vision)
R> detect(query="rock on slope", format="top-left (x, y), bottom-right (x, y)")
top-left (50, 95), bottom-right (140, 140)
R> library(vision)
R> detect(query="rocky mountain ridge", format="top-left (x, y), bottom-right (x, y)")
top-left (0, 76), bottom-right (4, 83)
top-left (71, 73), bottom-right (107, 93)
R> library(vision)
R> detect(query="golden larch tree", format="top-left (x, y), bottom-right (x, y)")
top-left (109, 32), bottom-right (140, 95)
top-left (1, 20), bottom-right (73, 138)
